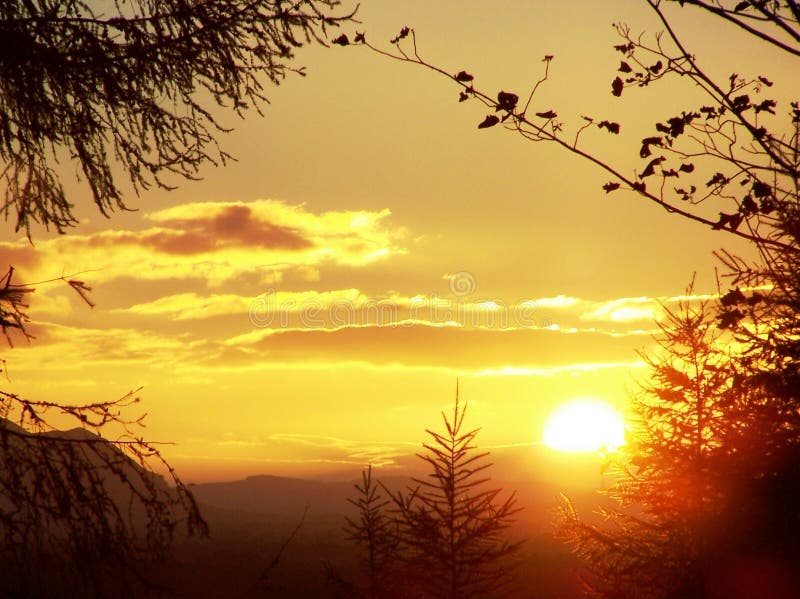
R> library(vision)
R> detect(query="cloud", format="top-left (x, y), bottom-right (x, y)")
top-left (219, 322), bottom-right (644, 371)
top-left (0, 199), bottom-right (406, 287)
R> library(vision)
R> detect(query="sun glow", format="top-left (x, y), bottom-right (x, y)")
top-left (544, 398), bottom-right (626, 453)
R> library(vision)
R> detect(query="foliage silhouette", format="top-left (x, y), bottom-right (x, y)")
top-left (0, 271), bottom-right (206, 597)
top-left (343, 465), bottom-right (400, 599)
top-left (347, 1), bottom-right (798, 253)
top-left (0, 0), bottom-right (353, 235)
top-left (343, 389), bottom-right (522, 599)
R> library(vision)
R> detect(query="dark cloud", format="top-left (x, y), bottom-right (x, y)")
top-left (74, 205), bottom-right (313, 256)
top-left (154, 205), bottom-right (313, 254)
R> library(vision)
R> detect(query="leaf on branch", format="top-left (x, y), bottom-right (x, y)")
top-left (699, 105), bottom-right (720, 119)
top-left (477, 115), bottom-right (500, 129)
top-left (455, 70), bottom-right (474, 82)
top-left (662, 168), bottom-right (678, 178)
top-left (459, 91), bottom-right (469, 102)
top-left (758, 75), bottom-right (773, 87)
top-left (648, 61), bottom-right (663, 74)
top-left (640, 156), bottom-right (665, 179)
top-left (497, 91), bottom-right (519, 112)
top-left (679, 163), bottom-right (695, 173)
top-left (632, 182), bottom-right (646, 193)
top-left (752, 179), bottom-right (772, 198)
top-left (543, 54), bottom-right (554, 62)
top-left (639, 136), bottom-right (663, 158)
top-left (741, 194), bottom-right (758, 214)
top-left (332, 34), bottom-right (349, 46)
top-left (535, 110), bottom-right (557, 119)
top-left (618, 61), bottom-right (632, 73)
top-left (734, 1), bottom-right (750, 12)
top-left (390, 27), bottom-right (411, 44)
top-left (597, 120), bottom-right (620, 134)
top-left (706, 172), bottom-right (730, 187)
top-left (354, 32), bottom-right (366, 44)
top-left (675, 185), bottom-right (696, 201)
top-left (614, 42), bottom-right (634, 54)
top-left (712, 212), bottom-right (742, 231)
top-left (602, 182), bottom-right (621, 193)
top-left (754, 99), bottom-right (776, 114)
top-left (731, 94), bottom-right (751, 113)
top-left (611, 77), bottom-right (624, 97)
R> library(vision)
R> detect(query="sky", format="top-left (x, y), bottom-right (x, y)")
top-left (0, 0), bottom-right (795, 482)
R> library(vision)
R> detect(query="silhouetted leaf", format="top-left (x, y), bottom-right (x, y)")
top-left (632, 182), bottom-right (646, 193)
top-left (712, 212), bottom-right (742, 231)
top-left (618, 61), bottom-right (632, 73)
top-left (706, 172), bottom-right (730, 187)
top-left (640, 156), bottom-right (665, 178)
top-left (614, 42), bottom-right (634, 53)
top-left (752, 180), bottom-right (771, 198)
top-left (332, 34), bottom-right (349, 46)
top-left (597, 120), bottom-right (620, 134)
top-left (354, 32), bottom-right (366, 44)
top-left (602, 182), bottom-right (621, 193)
top-left (662, 169), bottom-right (678, 178)
top-left (731, 94), bottom-right (751, 113)
top-left (458, 91), bottom-right (469, 102)
top-left (755, 99), bottom-right (776, 114)
top-left (477, 115), bottom-right (500, 129)
top-left (741, 195), bottom-right (758, 214)
top-left (648, 60), bottom-right (663, 74)
top-left (455, 70), bottom-right (474, 82)
top-left (734, 1), bottom-right (750, 11)
top-left (543, 54), bottom-right (554, 62)
top-left (640, 136), bottom-right (662, 158)
top-left (612, 77), bottom-right (624, 97)
top-left (390, 26), bottom-right (410, 44)
top-left (679, 163), bottom-right (695, 173)
top-left (497, 91), bottom-right (519, 112)
top-left (536, 110), bottom-right (557, 119)
top-left (758, 75), bottom-right (773, 87)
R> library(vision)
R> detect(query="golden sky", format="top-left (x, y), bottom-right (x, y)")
top-left (1, 0), bottom-right (795, 482)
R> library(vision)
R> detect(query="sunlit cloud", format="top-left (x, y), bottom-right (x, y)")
top-left (0, 199), bottom-right (406, 287)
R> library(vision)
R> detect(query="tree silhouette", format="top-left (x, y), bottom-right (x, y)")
top-left (0, 271), bottom-right (207, 597)
top-left (342, 465), bottom-right (400, 599)
top-left (0, 2), bottom-right (356, 594)
top-left (345, 1), bottom-right (798, 253)
top-left (556, 289), bottom-right (800, 598)
top-left (344, 389), bottom-right (522, 599)
top-left (0, 0), bottom-right (353, 234)
top-left (555, 296), bottom-right (736, 598)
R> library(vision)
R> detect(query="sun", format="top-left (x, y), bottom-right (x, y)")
top-left (543, 398), bottom-right (626, 453)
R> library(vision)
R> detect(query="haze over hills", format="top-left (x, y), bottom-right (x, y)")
top-left (0, 420), bottom-right (599, 597)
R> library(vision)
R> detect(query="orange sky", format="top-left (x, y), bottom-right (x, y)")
top-left (0, 0), bottom-right (795, 482)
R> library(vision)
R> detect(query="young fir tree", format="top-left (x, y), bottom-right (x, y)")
top-left (343, 465), bottom-right (400, 599)
top-left (347, 388), bottom-right (522, 599)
